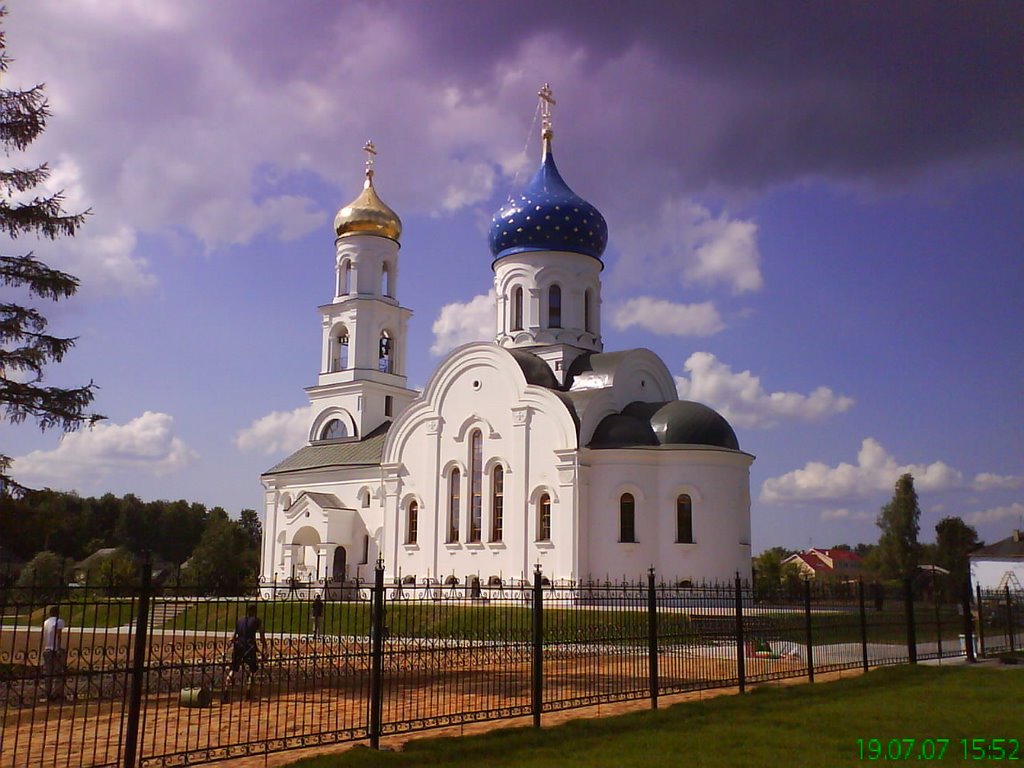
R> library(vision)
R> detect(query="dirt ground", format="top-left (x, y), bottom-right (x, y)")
top-left (1, 651), bottom-right (827, 768)
top-left (213, 667), bottom-right (868, 768)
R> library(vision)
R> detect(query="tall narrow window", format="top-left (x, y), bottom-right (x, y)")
top-left (336, 330), bottom-right (349, 371)
top-left (447, 469), bottom-right (460, 543)
top-left (384, 395), bottom-right (393, 417)
top-left (378, 331), bottom-right (392, 373)
top-left (549, 284), bottom-right (562, 328)
top-left (538, 493), bottom-right (551, 541)
top-left (584, 289), bottom-right (592, 333)
top-left (511, 286), bottom-right (523, 331)
top-left (406, 501), bottom-right (418, 545)
top-left (490, 465), bottom-right (504, 542)
top-left (341, 261), bottom-right (352, 295)
top-left (468, 430), bottom-right (482, 542)
top-left (381, 263), bottom-right (391, 297)
top-left (619, 493), bottom-right (636, 543)
top-left (361, 534), bottom-right (369, 563)
top-left (676, 494), bottom-right (693, 544)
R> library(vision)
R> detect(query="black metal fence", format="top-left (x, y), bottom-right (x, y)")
top-left (2, 563), bottom-right (1020, 768)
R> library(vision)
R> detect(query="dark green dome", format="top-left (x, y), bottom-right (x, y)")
top-left (592, 400), bottom-right (740, 450)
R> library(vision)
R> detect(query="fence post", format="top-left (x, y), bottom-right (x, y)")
top-left (734, 573), bottom-right (745, 694)
top-left (858, 578), bottom-right (869, 673)
top-left (975, 585), bottom-right (986, 658)
top-left (803, 578), bottom-right (814, 683)
top-left (962, 575), bottom-right (975, 663)
top-left (647, 568), bottom-right (658, 710)
top-left (904, 576), bottom-right (917, 664)
top-left (122, 552), bottom-right (152, 768)
top-left (532, 564), bottom-right (543, 728)
top-left (1006, 585), bottom-right (1016, 654)
top-left (934, 574), bottom-right (943, 660)
top-left (368, 559), bottom-right (385, 749)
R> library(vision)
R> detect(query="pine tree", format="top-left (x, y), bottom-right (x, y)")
top-left (0, 9), bottom-right (100, 494)
top-left (876, 473), bottom-right (921, 580)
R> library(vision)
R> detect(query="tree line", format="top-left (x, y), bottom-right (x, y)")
top-left (0, 489), bottom-right (262, 595)
top-left (754, 473), bottom-right (982, 600)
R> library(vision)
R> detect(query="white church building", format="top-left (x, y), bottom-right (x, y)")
top-left (259, 91), bottom-right (754, 592)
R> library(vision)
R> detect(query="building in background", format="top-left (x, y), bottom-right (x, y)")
top-left (259, 89), bottom-right (753, 592)
top-left (970, 529), bottom-right (1024, 592)
top-left (781, 548), bottom-right (863, 582)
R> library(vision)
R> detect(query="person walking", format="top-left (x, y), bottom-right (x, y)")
top-left (41, 605), bottom-right (67, 701)
top-left (310, 594), bottom-right (324, 638)
top-left (226, 604), bottom-right (267, 700)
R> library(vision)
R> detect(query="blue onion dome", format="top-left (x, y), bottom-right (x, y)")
top-left (489, 140), bottom-right (608, 261)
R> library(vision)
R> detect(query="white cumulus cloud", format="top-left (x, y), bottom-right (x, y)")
top-left (12, 411), bottom-right (197, 486)
top-left (972, 472), bottom-right (1024, 491)
top-left (966, 502), bottom-right (1024, 525)
top-left (611, 297), bottom-right (725, 337)
top-left (430, 291), bottom-right (495, 356)
top-left (675, 352), bottom-right (854, 428)
top-left (611, 199), bottom-right (763, 296)
top-left (760, 438), bottom-right (964, 504)
top-left (235, 405), bottom-right (314, 455)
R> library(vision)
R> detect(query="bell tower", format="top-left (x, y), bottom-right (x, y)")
top-left (306, 142), bottom-right (417, 442)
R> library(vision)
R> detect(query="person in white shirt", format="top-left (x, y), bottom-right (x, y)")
top-left (41, 605), bottom-right (66, 701)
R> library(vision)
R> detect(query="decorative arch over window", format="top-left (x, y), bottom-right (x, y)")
top-left (511, 285), bottom-right (524, 331)
top-left (537, 493), bottom-right (552, 541)
top-left (405, 500), bottom-right (418, 545)
top-left (447, 468), bottom-right (461, 543)
top-left (548, 284), bottom-right (562, 328)
top-left (468, 429), bottom-right (483, 543)
top-left (378, 330), bottom-right (392, 373)
top-left (584, 289), bottom-right (592, 333)
top-left (320, 419), bottom-right (349, 440)
top-left (619, 493), bottom-right (636, 543)
top-left (676, 494), bottom-right (694, 544)
top-left (279, 493), bottom-right (293, 511)
top-left (490, 464), bottom-right (504, 542)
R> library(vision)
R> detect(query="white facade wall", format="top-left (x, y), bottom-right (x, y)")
top-left (970, 558), bottom-right (1024, 591)
top-left (582, 448), bottom-right (753, 583)
top-left (380, 343), bottom-right (579, 585)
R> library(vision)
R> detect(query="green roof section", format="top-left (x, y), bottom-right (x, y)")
top-left (263, 421), bottom-right (392, 476)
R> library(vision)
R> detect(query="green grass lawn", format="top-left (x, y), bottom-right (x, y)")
top-left (286, 665), bottom-right (1024, 768)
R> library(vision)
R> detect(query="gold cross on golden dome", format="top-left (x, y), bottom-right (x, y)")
top-left (362, 140), bottom-right (377, 175)
top-left (538, 84), bottom-right (556, 139)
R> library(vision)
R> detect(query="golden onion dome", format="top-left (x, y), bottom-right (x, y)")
top-left (333, 142), bottom-right (402, 241)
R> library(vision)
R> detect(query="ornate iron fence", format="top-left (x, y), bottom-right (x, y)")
top-left (1, 561), bottom-right (1011, 768)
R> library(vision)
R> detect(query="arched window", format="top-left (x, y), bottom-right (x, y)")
top-left (619, 493), bottom-right (636, 543)
top-left (537, 493), bottom-right (551, 541)
top-left (447, 469), bottom-right (460, 543)
top-left (468, 430), bottom-right (482, 543)
top-left (378, 331), bottom-right (392, 373)
top-left (335, 329), bottom-right (349, 371)
top-left (584, 289), bottom-right (592, 333)
top-left (359, 489), bottom-right (370, 508)
top-left (548, 284), bottom-right (562, 328)
top-left (490, 465), bottom-right (504, 542)
top-left (381, 263), bottom-right (391, 297)
top-left (406, 501), bottom-right (418, 545)
top-left (341, 260), bottom-right (352, 295)
top-left (511, 286), bottom-right (523, 331)
top-left (321, 419), bottom-right (348, 440)
top-left (676, 494), bottom-right (693, 544)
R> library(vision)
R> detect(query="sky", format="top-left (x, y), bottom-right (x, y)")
top-left (2, 0), bottom-right (1022, 553)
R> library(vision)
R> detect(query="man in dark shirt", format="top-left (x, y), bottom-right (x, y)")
top-left (226, 604), bottom-right (267, 698)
